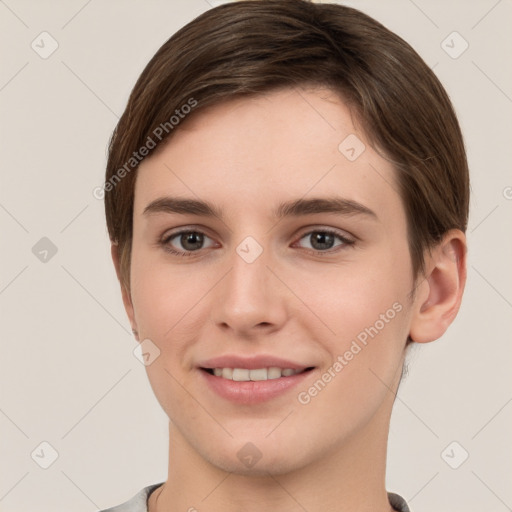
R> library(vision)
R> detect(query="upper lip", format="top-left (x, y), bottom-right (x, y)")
top-left (198, 355), bottom-right (313, 371)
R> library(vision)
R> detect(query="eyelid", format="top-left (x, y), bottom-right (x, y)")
top-left (290, 229), bottom-right (355, 257)
top-left (294, 225), bottom-right (356, 243)
top-left (160, 225), bottom-right (214, 243)
top-left (159, 225), bottom-right (356, 256)
top-left (159, 226), bottom-right (218, 257)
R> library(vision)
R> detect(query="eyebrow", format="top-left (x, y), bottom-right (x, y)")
top-left (275, 197), bottom-right (376, 219)
top-left (143, 196), bottom-right (377, 220)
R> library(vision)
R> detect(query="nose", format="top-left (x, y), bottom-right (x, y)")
top-left (210, 242), bottom-right (288, 337)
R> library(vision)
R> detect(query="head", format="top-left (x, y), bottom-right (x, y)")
top-left (105, 0), bottom-right (468, 475)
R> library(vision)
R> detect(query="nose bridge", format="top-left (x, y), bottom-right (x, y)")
top-left (212, 236), bottom-right (286, 332)
top-left (227, 240), bottom-right (272, 309)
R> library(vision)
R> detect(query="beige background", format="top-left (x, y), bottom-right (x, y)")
top-left (1, 1), bottom-right (511, 511)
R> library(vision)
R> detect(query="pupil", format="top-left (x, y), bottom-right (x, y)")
top-left (181, 232), bottom-right (203, 250)
top-left (311, 232), bottom-right (334, 250)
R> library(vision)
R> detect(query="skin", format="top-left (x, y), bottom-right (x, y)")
top-left (112, 87), bottom-right (467, 512)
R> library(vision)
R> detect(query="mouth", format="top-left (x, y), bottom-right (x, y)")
top-left (200, 366), bottom-right (315, 381)
top-left (198, 364), bottom-right (316, 404)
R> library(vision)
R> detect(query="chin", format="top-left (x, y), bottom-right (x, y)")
top-left (210, 450), bottom-right (305, 477)
top-left (196, 433), bottom-right (313, 477)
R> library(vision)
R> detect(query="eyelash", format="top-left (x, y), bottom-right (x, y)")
top-left (159, 227), bottom-right (355, 258)
top-left (294, 229), bottom-right (355, 256)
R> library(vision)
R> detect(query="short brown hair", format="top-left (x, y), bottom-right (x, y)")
top-left (105, 0), bottom-right (469, 291)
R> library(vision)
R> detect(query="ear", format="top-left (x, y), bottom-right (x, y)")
top-left (111, 242), bottom-right (139, 341)
top-left (409, 229), bottom-right (467, 343)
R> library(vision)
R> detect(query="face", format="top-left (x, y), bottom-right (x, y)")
top-left (126, 87), bottom-right (418, 475)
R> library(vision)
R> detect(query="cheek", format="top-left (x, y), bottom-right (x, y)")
top-left (293, 285), bottom-right (410, 438)
top-left (288, 241), bottom-right (412, 399)
top-left (129, 251), bottom-right (206, 420)
top-left (291, 250), bottom-right (411, 342)
top-left (130, 246), bottom-right (206, 340)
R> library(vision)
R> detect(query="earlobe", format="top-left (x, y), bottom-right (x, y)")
top-left (409, 229), bottom-right (467, 344)
top-left (111, 243), bottom-right (139, 340)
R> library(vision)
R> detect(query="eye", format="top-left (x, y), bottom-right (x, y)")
top-left (161, 230), bottom-right (216, 256)
top-left (295, 229), bottom-right (354, 253)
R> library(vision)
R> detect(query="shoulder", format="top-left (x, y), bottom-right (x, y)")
top-left (98, 484), bottom-right (407, 512)
top-left (388, 492), bottom-right (411, 512)
top-left (98, 483), bottom-right (164, 512)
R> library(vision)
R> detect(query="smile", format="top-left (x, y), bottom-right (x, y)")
top-left (203, 367), bottom-right (312, 381)
top-left (199, 365), bottom-right (315, 404)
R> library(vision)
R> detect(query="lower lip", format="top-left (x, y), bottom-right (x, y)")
top-left (199, 369), bottom-right (314, 405)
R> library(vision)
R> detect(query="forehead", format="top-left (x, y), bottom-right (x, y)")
top-left (134, 87), bottom-right (403, 225)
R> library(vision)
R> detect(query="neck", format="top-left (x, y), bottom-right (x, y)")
top-left (149, 395), bottom-right (396, 512)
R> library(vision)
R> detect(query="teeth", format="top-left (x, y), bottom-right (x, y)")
top-left (210, 367), bottom-right (303, 381)
top-left (232, 368), bottom-right (250, 381)
top-left (267, 367), bottom-right (282, 379)
top-left (248, 368), bottom-right (267, 381)
top-left (222, 368), bottom-right (233, 379)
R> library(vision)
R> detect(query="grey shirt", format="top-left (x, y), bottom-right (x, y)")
top-left (99, 483), bottom-right (411, 512)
